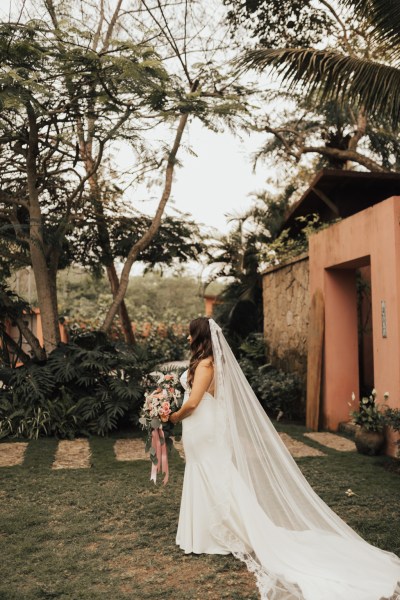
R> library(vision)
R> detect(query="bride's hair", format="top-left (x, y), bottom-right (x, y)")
top-left (187, 317), bottom-right (213, 387)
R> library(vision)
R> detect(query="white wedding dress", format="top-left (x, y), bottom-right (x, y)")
top-left (175, 319), bottom-right (400, 600)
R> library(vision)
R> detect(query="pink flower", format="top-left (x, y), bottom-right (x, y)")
top-left (158, 401), bottom-right (171, 420)
top-left (165, 375), bottom-right (173, 381)
top-left (161, 401), bottom-right (171, 414)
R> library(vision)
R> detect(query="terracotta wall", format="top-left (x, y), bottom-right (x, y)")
top-left (262, 253), bottom-right (310, 384)
top-left (309, 195), bottom-right (400, 456)
top-left (4, 309), bottom-right (68, 361)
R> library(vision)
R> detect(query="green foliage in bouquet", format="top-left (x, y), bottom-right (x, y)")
top-left (0, 332), bottom-right (146, 439)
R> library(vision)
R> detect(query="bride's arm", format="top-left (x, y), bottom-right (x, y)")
top-left (170, 360), bottom-right (213, 423)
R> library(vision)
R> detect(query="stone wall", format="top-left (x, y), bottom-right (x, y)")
top-left (262, 253), bottom-right (310, 383)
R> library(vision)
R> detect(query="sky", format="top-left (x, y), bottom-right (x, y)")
top-left (124, 119), bottom-right (269, 234)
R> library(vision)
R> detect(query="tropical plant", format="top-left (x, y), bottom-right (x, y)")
top-left (0, 332), bottom-right (147, 439)
top-left (239, 0), bottom-right (400, 129)
top-left (209, 190), bottom-right (290, 343)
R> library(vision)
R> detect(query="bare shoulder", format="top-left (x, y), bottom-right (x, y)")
top-left (197, 357), bottom-right (214, 369)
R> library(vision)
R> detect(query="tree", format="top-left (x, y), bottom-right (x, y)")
top-left (254, 94), bottom-right (400, 173)
top-left (93, 0), bottom-right (248, 334)
top-left (0, 15), bottom-right (172, 355)
top-left (208, 189), bottom-right (290, 341)
top-left (227, 0), bottom-right (400, 178)
top-left (1, 0), bottom-right (246, 357)
top-left (239, 0), bottom-right (400, 129)
top-left (44, 0), bottom-right (162, 345)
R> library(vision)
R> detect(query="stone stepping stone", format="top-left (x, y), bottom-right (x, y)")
top-left (278, 433), bottom-right (326, 457)
top-left (114, 439), bottom-right (147, 461)
top-left (0, 442), bottom-right (28, 467)
top-left (303, 431), bottom-right (356, 452)
top-left (52, 439), bottom-right (91, 469)
top-left (114, 438), bottom-right (186, 461)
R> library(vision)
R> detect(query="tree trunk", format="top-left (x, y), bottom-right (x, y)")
top-left (106, 264), bottom-right (136, 345)
top-left (100, 81), bottom-right (198, 333)
top-left (26, 101), bottom-right (61, 353)
top-left (30, 253), bottom-right (61, 352)
top-left (345, 108), bottom-right (367, 170)
top-left (76, 114), bottom-right (136, 346)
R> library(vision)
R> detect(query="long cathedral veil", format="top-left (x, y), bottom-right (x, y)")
top-left (208, 318), bottom-right (400, 600)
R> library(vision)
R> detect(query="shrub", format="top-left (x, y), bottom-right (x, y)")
top-left (138, 325), bottom-right (189, 364)
top-left (0, 332), bottom-right (147, 439)
top-left (254, 366), bottom-right (304, 421)
top-left (238, 334), bottom-right (304, 421)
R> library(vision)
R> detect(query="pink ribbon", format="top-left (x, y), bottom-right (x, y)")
top-left (150, 427), bottom-right (169, 485)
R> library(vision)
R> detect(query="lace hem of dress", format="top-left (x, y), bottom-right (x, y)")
top-left (210, 520), bottom-right (400, 600)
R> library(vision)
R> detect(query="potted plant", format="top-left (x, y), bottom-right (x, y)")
top-left (385, 407), bottom-right (400, 458)
top-left (349, 390), bottom-right (389, 456)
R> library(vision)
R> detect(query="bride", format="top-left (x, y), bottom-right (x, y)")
top-left (169, 316), bottom-right (400, 600)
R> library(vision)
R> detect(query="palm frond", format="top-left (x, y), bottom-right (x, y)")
top-left (239, 48), bottom-right (400, 128)
top-left (341, 0), bottom-right (400, 54)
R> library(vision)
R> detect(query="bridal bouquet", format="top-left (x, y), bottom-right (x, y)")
top-left (139, 371), bottom-right (182, 485)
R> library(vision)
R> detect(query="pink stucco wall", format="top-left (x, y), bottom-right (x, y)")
top-left (309, 196), bottom-right (400, 457)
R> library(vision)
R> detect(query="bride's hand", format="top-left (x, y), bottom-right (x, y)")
top-left (169, 412), bottom-right (179, 425)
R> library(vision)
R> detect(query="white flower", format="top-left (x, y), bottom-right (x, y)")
top-left (345, 488), bottom-right (357, 497)
top-left (371, 388), bottom-right (377, 396)
top-left (351, 392), bottom-right (356, 401)
top-left (384, 392), bottom-right (390, 399)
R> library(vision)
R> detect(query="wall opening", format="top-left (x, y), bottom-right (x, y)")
top-left (323, 256), bottom-right (370, 430)
top-left (356, 265), bottom-right (374, 396)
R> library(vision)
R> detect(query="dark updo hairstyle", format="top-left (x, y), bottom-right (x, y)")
top-left (187, 317), bottom-right (213, 387)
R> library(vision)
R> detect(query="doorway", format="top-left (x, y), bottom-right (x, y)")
top-left (356, 265), bottom-right (374, 396)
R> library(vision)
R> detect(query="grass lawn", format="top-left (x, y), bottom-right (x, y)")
top-left (0, 424), bottom-right (399, 600)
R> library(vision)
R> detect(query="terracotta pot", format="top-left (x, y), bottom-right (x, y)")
top-left (354, 427), bottom-right (385, 456)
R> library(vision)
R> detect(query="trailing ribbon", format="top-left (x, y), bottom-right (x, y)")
top-left (150, 427), bottom-right (169, 485)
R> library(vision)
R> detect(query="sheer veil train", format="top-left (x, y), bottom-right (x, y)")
top-left (207, 318), bottom-right (400, 600)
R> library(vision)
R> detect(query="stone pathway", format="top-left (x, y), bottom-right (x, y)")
top-left (0, 442), bottom-right (28, 467)
top-left (52, 439), bottom-right (92, 469)
top-left (114, 439), bottom-right (147, 461)
top-left (0, 430), bottom-right (358, 469)
top-left (304, 432), bottom-right (356, 452)
top-left (278, 433), bottom-right (326, 457)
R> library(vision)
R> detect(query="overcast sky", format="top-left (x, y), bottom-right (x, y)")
top-left (125, 119), bottom-right (269, 234)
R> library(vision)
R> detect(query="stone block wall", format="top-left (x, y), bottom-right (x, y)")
top-left (262, 253), bottom-right (310, 383)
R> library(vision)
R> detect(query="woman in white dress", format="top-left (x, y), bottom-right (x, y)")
top-left (169, 317), bottom-right (400, 600)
